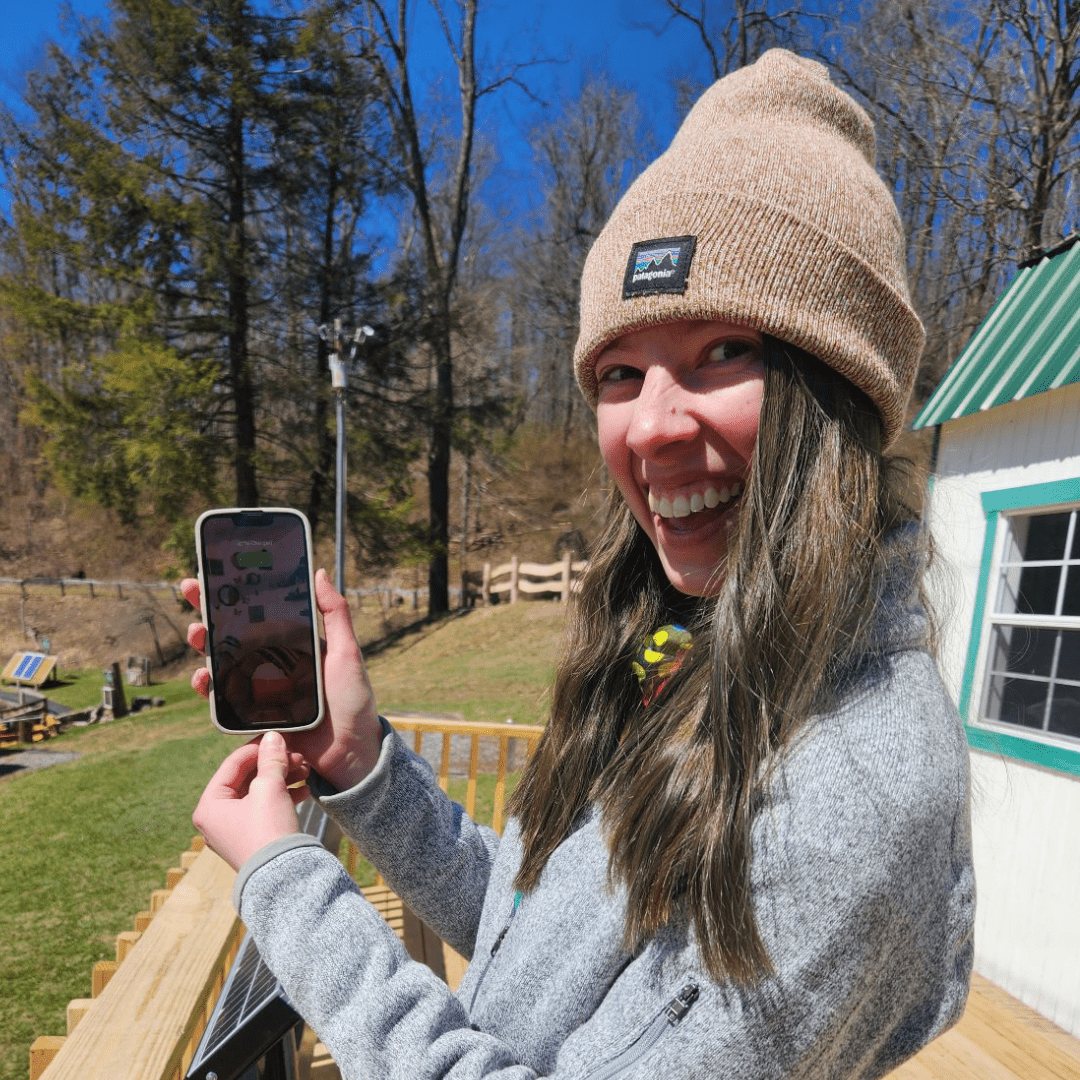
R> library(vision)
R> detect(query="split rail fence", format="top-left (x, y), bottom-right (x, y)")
top-left (480, 553), bottom-right (586, 604)
top-left (27, 714), bottom-right (544, 1080)
top-left (1, 554), bottom-right (589, 611)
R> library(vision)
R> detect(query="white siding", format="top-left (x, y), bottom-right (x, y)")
top-left (927, 380), bottom-right (1080, 1036)
top-left (969, 749), bottom-right (1080, 1035)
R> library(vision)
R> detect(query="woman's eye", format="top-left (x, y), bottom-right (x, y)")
top-left (706, 339), bottom-right (757, 365)
top-left (597, 364), bottom-right (641, 385)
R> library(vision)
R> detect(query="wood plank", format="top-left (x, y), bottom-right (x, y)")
top-left (437, 733), bottom-right (451, 793)
top-left (91, 962), bottom-right (117, 998)
top-left (934, 1027), bottom-right (1025, 1080)
top-left (492, 739), bottom-right (509, 834)
top-left (885, 1053), bottom-right (939, 1080)
top-left (38, 847), bottom-right (241, 1080)
top-left (902, 1030), bottom-right (985, 1080)
top-left (969, 975), bottom-right (1080, 1071)
top-left (115, 931), bottom-right (141, 962)
top-left (957, 1006), bottom-right (1079, 1080)
top-left (885, 975), bottom-right (1080, 1080)
top-left (387, 716), bottom-right (544, 740)
top-left (465, 735), bottom-right (479, 818)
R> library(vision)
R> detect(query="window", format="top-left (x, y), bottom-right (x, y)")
top-left (981, 508), bottom-right (1080, 742)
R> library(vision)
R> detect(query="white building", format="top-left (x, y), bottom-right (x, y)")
top-left (914, 234), bottom-right (1080, 1035)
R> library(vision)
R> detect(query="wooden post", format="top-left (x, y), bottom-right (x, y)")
top-left (92, 961), bottom-right (118, 997)
top-left (561, 551), bottom-right (572, 602)
top-left (116, 931), bottom-right (141, 962)
top-left (88, 581), bottom-right (95, 599)
top-left (60, 579), bottom-right (66, 597)
top-left (482, 562), bottom-right (491, 605)
top-left (29, 1036), bottom-right (66, 1080)
top-left (66, 1000), bottom-right (94, 1034)
top-left (510, 556), bottom-right (519, 604)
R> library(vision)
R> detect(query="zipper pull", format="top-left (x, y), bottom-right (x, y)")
top-left (665, 983), bottom-right (700, 1024)
top-left (490, 924), bottom-right (509, 956)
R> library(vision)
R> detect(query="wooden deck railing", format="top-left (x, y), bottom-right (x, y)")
top-left (28, 714), bottom-right (544, 1080)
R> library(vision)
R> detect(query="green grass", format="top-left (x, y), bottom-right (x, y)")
top-left (0, 601), bottom-right (564, 1080)
top-left (0, 693), bottom-right (234, 1080)
top-left (366, 601), bottom-right (565, 726)
top-left (41, 668), bottom-right (196, 712)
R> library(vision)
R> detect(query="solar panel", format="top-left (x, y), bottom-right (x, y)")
top-left (186, 799), bottom-right (341, 1080)
top-left (13, 653), bottom-right (46, 680)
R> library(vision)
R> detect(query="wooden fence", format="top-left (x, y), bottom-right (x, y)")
top-left (28, 714), bottom-right (544, 1080)
top-left (481, 553), bottom-right (587, 605)
top-left (1, 558), bottom-right (589, 612)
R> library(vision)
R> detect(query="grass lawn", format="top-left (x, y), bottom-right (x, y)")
top-left (0, 600), bottom-right (563, 1080)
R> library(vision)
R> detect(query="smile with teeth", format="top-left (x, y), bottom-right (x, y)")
top-left (648, 481), bottom-right (743, 520)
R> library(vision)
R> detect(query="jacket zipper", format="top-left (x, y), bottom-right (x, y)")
top-left (584, 983), bottom-right (700, 1080)
top-left (468, 891), bottom-right (524, 1012)
top-left (489, 890), bottom-right (523, 956)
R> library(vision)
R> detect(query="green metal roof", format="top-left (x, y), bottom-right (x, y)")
top-left (912, 235), bottom-right (1080, 429)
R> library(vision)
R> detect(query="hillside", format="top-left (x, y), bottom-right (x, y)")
top-left (0, 426), bottom-right (605, 675)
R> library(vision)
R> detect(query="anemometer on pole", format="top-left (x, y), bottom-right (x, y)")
top-left (317, 320), bottom-right (374, 593)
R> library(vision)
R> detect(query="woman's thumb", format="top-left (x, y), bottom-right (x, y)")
top-left (255, 730), bottom-right (289, 787)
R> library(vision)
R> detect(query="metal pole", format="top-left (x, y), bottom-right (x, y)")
top-left (320, 320), bottom-right (372, 598)
top-left (334, 383), bottom-right (346, 594)
top-left (328, 319), bottom-right (347, 595)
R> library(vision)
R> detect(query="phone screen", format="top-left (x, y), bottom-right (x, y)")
top-left (197, 509), bottom-right (323, 732)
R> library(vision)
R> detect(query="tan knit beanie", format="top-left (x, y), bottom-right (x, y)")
top-left (574, 49), bottom-right (924, 447)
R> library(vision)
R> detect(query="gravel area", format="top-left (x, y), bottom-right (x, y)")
top-left (0, 747), bottom-right (81, 780)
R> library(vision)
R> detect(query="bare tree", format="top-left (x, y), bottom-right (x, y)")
top-left (350, 0), bottom-right (538, 615)
top-left (827, 0), bottom-right (1080, 394)
top-left (514, 76), bottom-right (656, 440)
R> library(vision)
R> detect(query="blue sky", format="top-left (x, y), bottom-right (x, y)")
top-left (0, 0), bottom-right (711, 153)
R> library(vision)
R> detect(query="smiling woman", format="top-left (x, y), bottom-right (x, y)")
top-left (187, 49), bottom-right (974, 1080)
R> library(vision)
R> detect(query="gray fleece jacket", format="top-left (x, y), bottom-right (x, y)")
top-left (234, 642), bottom-right (974, 1080)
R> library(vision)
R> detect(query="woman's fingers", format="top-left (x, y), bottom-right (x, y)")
top-left (315, 568), bottom-right (363, 664)
top-left (190, 665), bottom-right (211, 699)
top-left (180, 577), bottom-right (201, 608)
top-left (200, 740), bottom-right (262, 802)
top-left (193, 733), bottom-right (303, 870)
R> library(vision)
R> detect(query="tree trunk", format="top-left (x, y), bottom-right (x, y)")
top-left (226, 0), bottom-right (257, 506)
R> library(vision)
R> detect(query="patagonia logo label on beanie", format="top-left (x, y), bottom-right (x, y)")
top-left (622, 235), bottom-right (696, 299)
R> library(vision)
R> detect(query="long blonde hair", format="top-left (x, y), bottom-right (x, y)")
top-left (509, 337), bottom-right (933, 982)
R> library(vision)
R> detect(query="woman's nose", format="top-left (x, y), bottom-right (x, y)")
top-left (625, 369), bottom-right (698, 458)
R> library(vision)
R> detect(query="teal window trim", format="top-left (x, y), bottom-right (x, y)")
top-left (959, 476), bottom-right (1080, 779)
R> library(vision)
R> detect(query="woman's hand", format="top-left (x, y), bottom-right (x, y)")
top-left (184, 568), bottom-right (386, 793)
top-left (192, 732), bottom-right (311, 870)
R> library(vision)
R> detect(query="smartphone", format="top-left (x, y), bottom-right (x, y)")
top-left (194, 508), bottom-right (324, 734)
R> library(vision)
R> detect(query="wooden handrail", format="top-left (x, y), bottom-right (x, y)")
top-left (383, 714), bottom-right (544, 833)
top-left (33, 845), bottom-right (242, 1080)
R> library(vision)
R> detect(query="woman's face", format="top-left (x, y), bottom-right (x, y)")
top-left (595, 321), bottom-right (764, 597)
